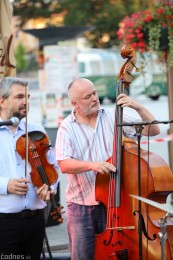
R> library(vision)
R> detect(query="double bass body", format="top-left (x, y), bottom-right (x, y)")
top-left (95, 139), bottom-right (173, 259)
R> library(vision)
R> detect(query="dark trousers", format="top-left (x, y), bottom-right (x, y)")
top-left (0, 211), bottom-right (45, 260)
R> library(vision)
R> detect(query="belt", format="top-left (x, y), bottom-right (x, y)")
top-left (0, 209), bottom-right (43, 219)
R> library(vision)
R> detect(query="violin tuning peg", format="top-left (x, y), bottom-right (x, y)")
top-left (58, 218), bottom-right (63, 224)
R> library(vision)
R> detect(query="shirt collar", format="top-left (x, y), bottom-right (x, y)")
top-left (18, 118), bottom-right (26, 130)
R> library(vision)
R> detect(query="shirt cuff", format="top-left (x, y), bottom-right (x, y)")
top-left (0, 177), bottom-right (9, 195)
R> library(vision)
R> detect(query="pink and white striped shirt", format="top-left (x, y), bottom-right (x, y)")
top-left (55, 108), bottom-right (139, 206)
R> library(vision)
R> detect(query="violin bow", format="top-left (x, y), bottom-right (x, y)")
top-left (25, 83), bottom-right (29, 178)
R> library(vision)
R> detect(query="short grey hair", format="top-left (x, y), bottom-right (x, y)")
top-left (0, 77), bottom-right (28, 99)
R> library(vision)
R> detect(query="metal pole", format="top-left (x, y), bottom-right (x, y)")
top-left (167, 65), bottom-right (173, 171)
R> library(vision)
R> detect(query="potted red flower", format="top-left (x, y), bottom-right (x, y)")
top-left (116, 2), bottom-right (173, 66)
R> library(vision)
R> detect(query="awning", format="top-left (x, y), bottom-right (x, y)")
top-left (0, 0), bottom-right (16, 77)
top-left (22, 26), bottom-right (93, 47)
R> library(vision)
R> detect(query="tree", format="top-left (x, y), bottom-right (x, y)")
top-left (13, 0), bottom-right (60, 21)
top-left (13, 0), bottom-right (152, 48)
top-left (15, 43), bottom-right (27, 73)
top-left (51, 0), bottom-right (150, 48)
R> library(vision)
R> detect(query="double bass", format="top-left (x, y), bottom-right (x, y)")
top-left (95, 44), bottom-right (173, 259)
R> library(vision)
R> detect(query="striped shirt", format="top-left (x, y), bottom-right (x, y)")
top-left (55, 108), bottom-right (140, 206)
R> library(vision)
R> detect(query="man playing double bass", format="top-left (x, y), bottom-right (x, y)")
top-left (55, 78), bottom-right (160, 260)
top-left (0, 77), bottom-right (59, 259)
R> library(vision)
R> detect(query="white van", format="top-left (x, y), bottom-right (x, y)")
top-left (78, 49), bottom-right (121, 76)
top-left (77, 49), bottom-right (123, 103)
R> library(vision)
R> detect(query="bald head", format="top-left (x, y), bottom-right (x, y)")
top-left (67, 78), bottom-right (100, 115)
top-left (68, 78), bottom-right (95, 102)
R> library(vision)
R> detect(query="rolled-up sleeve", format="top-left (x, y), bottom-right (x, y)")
top-left (55, 126), bottom-right (77, 161)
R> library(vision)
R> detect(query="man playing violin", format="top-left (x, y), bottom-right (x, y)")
top-left (55, 78), bottom-right (160, 260)
top-left (0, 77), bottom-right (59, 259)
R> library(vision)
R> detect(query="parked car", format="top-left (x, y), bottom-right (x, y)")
top-left (77, 48), bottom-right (123, 103)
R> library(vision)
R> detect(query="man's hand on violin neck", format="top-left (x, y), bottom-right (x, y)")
top-left (8, 178), bottom-right (30, 195)
top-left (90, 161), bottom-right (116, 174)
top-left (37, 184), bottom-right (54, 202)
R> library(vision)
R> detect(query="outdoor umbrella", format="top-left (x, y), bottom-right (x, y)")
top-left (0, 0), bottom-right (16, 77)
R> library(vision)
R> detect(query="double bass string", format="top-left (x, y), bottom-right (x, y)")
top-left (107, 168), bottom-right (115, 229)
top-left (107, 113), bottom-right (119, 230)
top-left (145, 123), bottom-right (153, 256)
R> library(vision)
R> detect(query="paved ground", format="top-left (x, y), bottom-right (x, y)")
top-left (45, 218), bottom-right (69, 251)
top-left (41, 217), bottom-right (71, 259)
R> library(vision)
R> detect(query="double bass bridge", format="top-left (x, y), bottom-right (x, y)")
top-left (107, 226), bottom-right (135, 232)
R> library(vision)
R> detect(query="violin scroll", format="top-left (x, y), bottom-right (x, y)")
top-left (51, 205), bottom-right (65, 224)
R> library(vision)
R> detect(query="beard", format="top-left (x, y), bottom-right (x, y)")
top-left (12, 111), bottom-right (25, 120)
top-left (84, 101), bottom-right (100, 116)
top-left (10, 105), bottom-right (29, 120)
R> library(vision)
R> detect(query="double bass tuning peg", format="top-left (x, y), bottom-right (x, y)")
top-left (131, 61), bottom-right (140, 72)
top-left (126, 70), bottom-right (136, 80)
top-left (135, 67), bottom-right (140, 72)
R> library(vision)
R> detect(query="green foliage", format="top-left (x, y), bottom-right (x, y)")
top-left (55, 0), bottom-right (139, 48)
top-left (116, 3), bottom-right (173, 66)
top-left (56, 0), bottom-right (148, 48)
top-left (13, 0), bottom-right (152, 49)
top-left (26, 55), bottom-right (39, 72)
top-left (15, 43), bottom-right (27, 73)
top-left (13, 0), bottom-right (60, 21)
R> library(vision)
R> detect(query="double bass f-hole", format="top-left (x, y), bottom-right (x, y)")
top-left (16, 130), bottom-right (64, 224)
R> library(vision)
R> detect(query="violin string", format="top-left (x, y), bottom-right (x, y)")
top-left (30, 146), bottom-right (63, 219)
top-left (28, 139), bottom-right (49, 185)
top-left (32, 150), bottom-right (48, 184)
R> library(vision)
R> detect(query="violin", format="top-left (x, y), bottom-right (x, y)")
top-left (16, 130), bottom-right (64, 224)
top-left (94, 44), bottom-right (173, 259)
